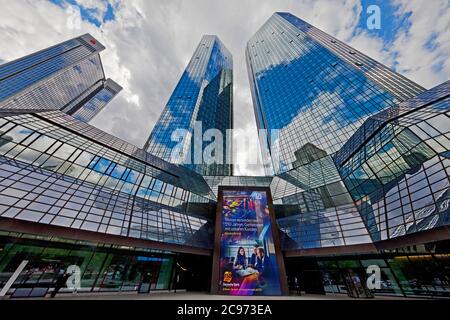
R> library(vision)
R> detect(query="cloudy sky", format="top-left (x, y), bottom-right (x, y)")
top-left (0, 0), bottom-right (448, 175)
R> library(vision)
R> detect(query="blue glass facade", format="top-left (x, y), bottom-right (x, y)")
top-left (0, 34), bottom-right (120, 123)
top-left (0, 39), bottom-right (88, 102)
top-left (245, 13), bottom-right (449, 253)
top-left (145, 35), bottom-right (233, 176)
top-left (273, 82), bottom-right (449, 249)
top-left (246, 12), bottom-right (425, 174)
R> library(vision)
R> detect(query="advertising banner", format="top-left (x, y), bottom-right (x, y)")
top-left (216, 189), bottom-right (283, 296)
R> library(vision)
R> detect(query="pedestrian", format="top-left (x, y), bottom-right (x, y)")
top-left (50, 270), bottom-right (71, 298)
top-left (295, 277), bottom-right (301, 295)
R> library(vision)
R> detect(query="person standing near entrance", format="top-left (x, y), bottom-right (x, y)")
top-left (50, 270), bottom-right (70, 298)
top-left (294, 276), bottom-right (301, 295)
top-left (174, 273), bottom-right (180, 293)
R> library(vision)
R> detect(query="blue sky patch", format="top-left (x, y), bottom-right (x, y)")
top-left (49, 0), bottom-right (116, 27)
top-left (353, 0), bottom-right (416, 71)
top-left (104, 3), bottom-right (116, 22)
top-left (356, 0), bottom-right (411, 44)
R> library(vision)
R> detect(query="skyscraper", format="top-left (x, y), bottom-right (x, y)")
top-left (246, 13), bottom-right (449, 251)
top-left (246, 12), bottom-right (425, 174)
top-left (0, 33), bottom-right (121, 122)
top-left (144, 35), bottom-right (233, 176)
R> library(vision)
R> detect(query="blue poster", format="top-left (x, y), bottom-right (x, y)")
top-left (218, 190), bottom-right (282, 295)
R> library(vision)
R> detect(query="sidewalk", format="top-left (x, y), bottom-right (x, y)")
top-left (11, 291), bottom-right (418, 300)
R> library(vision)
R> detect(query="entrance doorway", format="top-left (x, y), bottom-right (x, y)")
top-left (174, 254), bottom-right (211, 292)
top-left (134, 260), bottom-right (161, 294)
top-left (342, 269), bottom-right (373, 298)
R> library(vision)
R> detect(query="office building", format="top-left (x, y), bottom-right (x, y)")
top-left (246, 12), bottom-right (425, 174)
top-left (0, 34), bottom-right (121, 122)
top-left (144, 35), bottom-right (233, 176)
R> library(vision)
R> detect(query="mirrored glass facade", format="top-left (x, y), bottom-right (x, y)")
top-left (336, 82), bottom-right (450, 242)
top-left (265, 80), bottom-right (449, 252)
top-left (246, 12), bottom-right (425, 174)
top-left (0, 34), bottom-right (120, 122)
top-left (145, 35), bottom-right (233, 176)
top-left (244, 13), bottom-right (449, 257)
top-left (0, 112), bottom-right (215, 249)
top-left (69, 79), bottom-right (123, 123)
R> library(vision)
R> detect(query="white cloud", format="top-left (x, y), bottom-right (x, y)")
top-left (347, 30), bottom-right (395, 67)
top-left (75, 0), bottom-right (107, 11)
top-left (344, 0), bottom-right (450, 88)
top-left (0, 0), bottom-right (448, 176)
top-left (388, 0), bottom-right (450, 88)
top-left (74, 0), bottom-right (111, 23)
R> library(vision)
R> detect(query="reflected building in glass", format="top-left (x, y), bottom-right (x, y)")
top-left (0, 34), bottom-right (121, 122)
top-left (66, 78), bottom-right (122, 123)
top-left (144, 35), bottom-right (233, 176)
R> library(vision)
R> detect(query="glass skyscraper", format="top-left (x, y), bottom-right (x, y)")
top-left (0, 14), bottom-right (448, 299)
top-left (144, 35), bottom-right (233, 176)
top-left (0, 34), bottom-right (121, 122)
top-left (246, 12), bottom-right (425, 174)
top-left (245, 12), bottom-right (449, 250)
